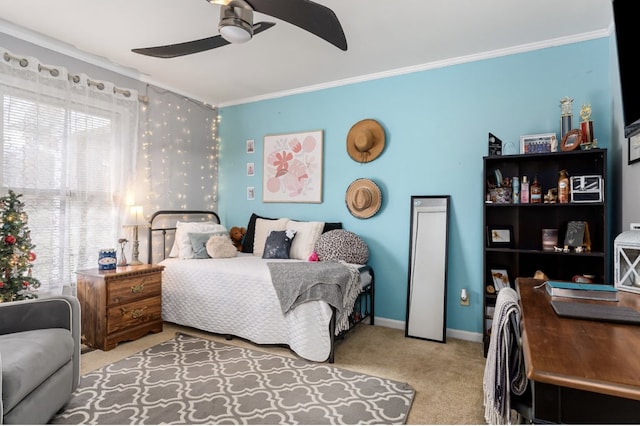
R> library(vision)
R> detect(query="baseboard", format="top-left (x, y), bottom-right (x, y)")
top-left (372, 316), bottom-right (483, 343)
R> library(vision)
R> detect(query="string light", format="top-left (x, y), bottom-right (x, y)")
top-left (141, 85), bottom-right (219, 213)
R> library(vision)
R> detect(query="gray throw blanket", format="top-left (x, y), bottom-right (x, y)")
top-left (267, 261), bottom-right (361, 334)
top-left (483, 287), bottom-right (527, 425)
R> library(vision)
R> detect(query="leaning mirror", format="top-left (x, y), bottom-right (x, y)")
top-left (405, 195), bottom-right (450, 342)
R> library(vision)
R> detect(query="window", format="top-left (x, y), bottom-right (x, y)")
top-left (1, 53), bottom-right (138, 294)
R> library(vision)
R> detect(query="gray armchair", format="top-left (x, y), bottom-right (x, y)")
top-left (0, 294), bottom-right (80, 424)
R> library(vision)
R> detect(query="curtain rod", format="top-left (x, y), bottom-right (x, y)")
top-left (3, 50), bottom-right (148, 104)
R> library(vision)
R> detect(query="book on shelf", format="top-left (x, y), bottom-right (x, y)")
top-left (544, 281), bottom-right (618, 302)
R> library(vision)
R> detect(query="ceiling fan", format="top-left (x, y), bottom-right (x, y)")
top-left (132, 0), bottom-right (347, 58)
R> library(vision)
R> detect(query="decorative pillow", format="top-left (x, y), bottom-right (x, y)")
top-left (253, 217), bottom-right (289, 257)
top-left (322, 222), bottom-right (343, 233)
top-left (241, 213), bottom-right (275, 253)
top-left (314, 229), bottom-right (369, 264)
top-left (205, 235), bottom-right (238, 259)
top-left (188, 232), bottom-right (226, 259)
top-left (170, 221), bottom-right (227, 259)
top-left (262, 229), bottom-right (296, 259)
top-left (286, 220), bottom-right (324, 260)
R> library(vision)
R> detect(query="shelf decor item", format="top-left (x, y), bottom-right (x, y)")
top-left (488, 132), bottom-right (502, 156)
top-left (580, 103), bottom-right (595, 149)
top-left (561, 129), bottom-right (583, 151)
top-left (490, 267), bottom-right (511, 291)
top-left (570, 175), bottom-right (603, 203)
top-left (564, 221), bottom-right (591, 252)
top-left (560, 96), bottom-right (574, 139)
top-left (487, 226), bottom-right (513, 247)
top-left (614, 230), bottom-right (640, 294)
top-left (519, 133), bottom-right (557, 154)
top-left (558, 169), bottom-right (570, 203)
top-left (542, 229), bottom-right (558, 251)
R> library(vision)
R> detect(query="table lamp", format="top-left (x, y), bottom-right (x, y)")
top-left (128, 205), bottom-right (144, 265)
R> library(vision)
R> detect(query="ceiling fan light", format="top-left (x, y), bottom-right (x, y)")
top-left (219, 21), bottom-right (252, 43)
top-left (219, 1), bottom-right (253, 44)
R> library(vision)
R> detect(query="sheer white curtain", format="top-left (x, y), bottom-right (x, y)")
top-left (0, 48), bottom-right (139, 294)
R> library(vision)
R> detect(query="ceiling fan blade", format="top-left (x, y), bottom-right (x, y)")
top-left (132, 22), bottom-right (276, 58)
top-left (132, 36), bottom-right (230, 58)
top-left (246, 0), bottom-right (347, 51)
top-left (252, 21), bottom-right (276, 36)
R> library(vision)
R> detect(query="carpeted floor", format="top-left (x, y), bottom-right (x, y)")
top-left (76, 323), bottom-right (487, 425)
top-left (54, 332), bottom-right (414, 424)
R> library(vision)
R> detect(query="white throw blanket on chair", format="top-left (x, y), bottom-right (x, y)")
top-left (483, 287), bottom-right (527, 425)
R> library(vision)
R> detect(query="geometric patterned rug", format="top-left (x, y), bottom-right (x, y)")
top-left (52, 333), bottom-right (415, 424)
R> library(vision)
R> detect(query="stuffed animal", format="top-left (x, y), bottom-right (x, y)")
top-left (229, 226), bottom-right (246, 251)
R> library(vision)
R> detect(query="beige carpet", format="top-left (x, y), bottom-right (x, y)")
top-left (81, 323), bottom-right (487, 425)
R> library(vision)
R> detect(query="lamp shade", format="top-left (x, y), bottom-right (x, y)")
top-left (126, 205), bottom-right (144, 226)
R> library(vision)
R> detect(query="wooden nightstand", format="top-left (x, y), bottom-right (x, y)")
top-left (76, 264), bottom-right (164, 351)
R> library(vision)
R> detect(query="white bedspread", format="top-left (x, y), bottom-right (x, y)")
top-left (160, 254), bottom-right (335, 362)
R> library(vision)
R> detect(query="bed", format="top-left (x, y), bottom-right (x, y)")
top-left (147, 210), bottom-right (374, 362)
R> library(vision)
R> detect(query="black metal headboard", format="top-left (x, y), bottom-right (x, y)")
top-left (147, 210), bottom-right (221, 264)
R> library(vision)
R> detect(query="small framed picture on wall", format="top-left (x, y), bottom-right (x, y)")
top-left (247, 186), bottom-right (255, 200)
top-left (247, 162), bottom-right (255, 176)
top-left (246, 139), bottom-right (255, 154)
top-left (629, 133), bottom-right (640, 165)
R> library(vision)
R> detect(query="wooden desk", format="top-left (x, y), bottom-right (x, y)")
top-left (517, 277), bottom-right (640, 424)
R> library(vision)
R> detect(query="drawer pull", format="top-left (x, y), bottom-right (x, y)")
top-left (120, 307), bottom-right (146, 319)
top-left (131, 284), bottom-right (145, 293)
top-left (131, 308), bottom-right (145, 319)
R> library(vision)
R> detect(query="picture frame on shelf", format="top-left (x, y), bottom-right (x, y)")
top-left (629, 132), bottom-right (640, 165)
top-left (490, 266), bottom-right (512, 291)
top-left (520, 133), bottom-right (557, 154)
top-left (561, 129), bottom-right (582, 151)
top-left (487, 225), bottom-right (513, 247)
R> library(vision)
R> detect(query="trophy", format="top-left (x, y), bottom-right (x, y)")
top-left (560, 96), bottom-right (573, 139)
top-left (580, 103), bottom-right (595, 149)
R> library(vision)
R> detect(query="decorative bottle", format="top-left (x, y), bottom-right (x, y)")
top-left (558, 169), bottom-right (570, 203)
top-left (512, 177), bottom-right (520, 204)
top-left (520, 176), bottom-right (530, 203)
top-left (531, 176), bottom-right (542, 204)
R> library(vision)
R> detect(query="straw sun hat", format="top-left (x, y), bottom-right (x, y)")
top-left (345, 178), bottom-right (382, 219)
top-left (346, 119), bottom-right (385, 163)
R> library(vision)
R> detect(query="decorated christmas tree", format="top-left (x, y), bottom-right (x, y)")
top-left (0, 190), bottom-right (40, 302)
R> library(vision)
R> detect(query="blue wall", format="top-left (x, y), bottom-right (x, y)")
top-left (218, 38), bottom-right (611, 334)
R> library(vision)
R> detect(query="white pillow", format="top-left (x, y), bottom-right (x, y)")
top-left (170, 221), bottom-right (227, 259)
top-left (205, 235), bottom-right (238, 259)
top-left (253, 218), bottom-right (289, 257)
top-left (286, 220), bottom-right (325, 260)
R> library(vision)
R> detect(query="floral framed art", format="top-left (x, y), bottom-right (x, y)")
top-left (263, 130), bottom-right (323, 203)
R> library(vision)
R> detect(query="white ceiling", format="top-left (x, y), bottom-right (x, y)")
top-left (0, 0), bottom-right (614, 107)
